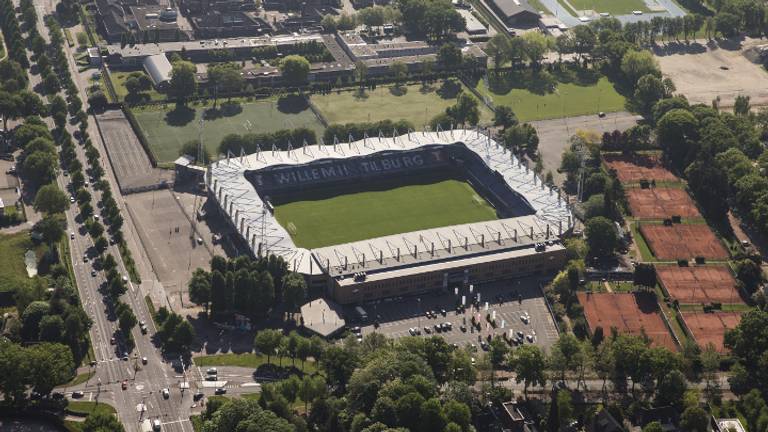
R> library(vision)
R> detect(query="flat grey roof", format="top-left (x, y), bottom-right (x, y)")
top-left (489, 0), bottom-right (539, 18)
top-left (300, 298), bottom-right (346, 337)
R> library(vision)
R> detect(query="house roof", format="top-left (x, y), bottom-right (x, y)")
top-left (489, 0), bottom-right (540, 19)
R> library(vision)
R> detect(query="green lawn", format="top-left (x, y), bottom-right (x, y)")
top-left (65, 371), bottom-right (95, 387)
top-left (66, 401), bottom-right (117, 416)
top-left (109, 70), bottom-right (165, 102)
top-left (0, 231), bottom-right (34, 293)
top-left (312, 80), bottom-right (494, 126)
top-left (133, 96), bottom-right (325, 164)
top-left (567, 0), bottom-right (649, 14)
top-left (476, 71), bottom-right (626, 122)
top-left (195, 352), bottom-right (318, 373)
top-left (273, 173), bottom-right (498, 248)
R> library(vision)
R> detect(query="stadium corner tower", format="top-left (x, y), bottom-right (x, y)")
top-left (207, 129), bottom-right (573, 304)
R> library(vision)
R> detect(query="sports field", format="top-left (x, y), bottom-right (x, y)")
top-left (273, 174), bottom-right (498, 248)
top-left (132, 96), bottom-right (325, 163)
top-left (656, 265), bottom-right (744, 305)
top-left (639, 224), bottom-right (729, 261)
top-left (312, 81), bottom-right (494, 126)
top-left (603, 154), bottom-right (679, 184)
top-left (566, 0), bottom-right (649, 15)
top-left (681, 311), bottom-right (742, 353)
top-left (476, 75), bottom-right (625, 122)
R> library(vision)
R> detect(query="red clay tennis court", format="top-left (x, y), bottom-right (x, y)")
top-left (604, 154), bottom-right (679, 184)
top-left (680, 311), bottom-right (742, 353)
top-left (626, 188), bottom-right (701, 219)
top-left (577, 292), bottom-right (677, 351)
top-left (639, 224), bottom-right (729, 260)
top-left (656, 265), bottom-right (744, 305)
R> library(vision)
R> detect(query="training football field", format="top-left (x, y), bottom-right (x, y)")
top-left (273, 174), bottom-right (498, 248)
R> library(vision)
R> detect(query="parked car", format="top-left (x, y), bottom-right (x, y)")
top-left (214, 387), bottom-right (227, 395)
top-left (161, 388), bottom-right (170, 399)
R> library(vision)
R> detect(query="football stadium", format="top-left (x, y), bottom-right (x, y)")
top-left (207, 129), bottom-right (573, 304)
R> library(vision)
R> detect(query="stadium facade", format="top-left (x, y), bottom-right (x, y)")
top-left (207, 129), bottom-right (572, 304)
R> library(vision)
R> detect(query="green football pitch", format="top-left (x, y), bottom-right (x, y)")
top-left (272, 174), bottom-right (498, 249)
top-left (132, 96), bottom-right (325, 164)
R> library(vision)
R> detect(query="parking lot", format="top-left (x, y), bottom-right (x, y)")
top-left (359, 277), bottom-right (560, 352)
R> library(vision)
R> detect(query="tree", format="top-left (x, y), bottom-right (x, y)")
top-left (298, 374), bottom-right (326, 412)
top-left (446, 93), bottom-right (480, 126)
top-left (585, 216), bottom-right (618, 258)
top-left (489, 336), bottom-right (509, 368)
top-left (320, 346), bottom-right (358, 391)
top-left (620, 50), bottom-right (660, 86)
top-left (34, 215), bottom-right (65, 246)
top-left (34, 184), bottom-right (69, 214)
top-left (655, 369), bottom-right (687, 406)
top-left (572, 25), bottom-right (596, 59)
top-left (633, 74), bottom-right (666, 118)
top-left (656, 108), bottom-right (698, 171)
top-left (522, 32), bottom-right (552, 64)
top-left (88, 91), bottom-right (108, 111)
top-left (389, 61), bottom-right (408, 85)
top-left (124, 72), bottom-right (152, 98)
top-left (38, 315), bottom-right (64, 342)
top-left (168, 60), bottom-right (197, 105)
top-left (23, 151), bottom-right (58, 185)
top-left (643, 422), bottom-right (663, 432)
top-left (83, 411), bottom-right (125, 432)
top-left (254, 329), bottom-right (283, 364)
top-left (685, 156), bottom-right (729, 220)
top-left (419, 398), bottom-right (447, 432)
top-left (633, 263), bottom-right (656, 288)
top-left (437, 44), bottom-right (463, 69)
top-left (188, 269), bottom-right (211, 313)
top-left (724, 309), bottom-right (768, 392)
top-left (118, 304), bottom-right (138, 335)
top-left (680, 406), bottom-right (709, 432)
top-left (282, 272), bottom-right (307, 311)
top-left (28, 343), bottom-right (74, 394)
top-left (508, 344), bottom-right (546, 398)
top-left (0, 91), bottom-right (19, 130)
top-left (354, 60), bottom-right (368, 86)
top-left (503, 123), bottom-right (539, 157)
top-left (280, 55), bottom-right (311, 86)
top-left (734, 94), bottom-right (751, 116)
top-left (207, 62), bottom-right (244, 105)
top-left (485, 33), bottom-right (510, 67)
top-left (715, 12), bottom-right (741, 37)
top-left (494, 105), bottom-right (517, 128)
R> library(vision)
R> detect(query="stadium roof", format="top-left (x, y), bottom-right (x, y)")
top-left (207, 129), bottom-right (573, 275)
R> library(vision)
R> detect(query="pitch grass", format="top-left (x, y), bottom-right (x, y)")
top-left (132, 95), bottom-right (325, 164)
top-left (566, 0), bottom-right (649, 14)
top-left (273, 173), bottom-right (498, 248)
top-left (475, 72), bottom-right (626, 122)
top-left (311, 80), bottom-right (494, 126)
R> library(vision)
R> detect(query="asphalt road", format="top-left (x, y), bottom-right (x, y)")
top-left (24, 1), bottom-right (196, 430)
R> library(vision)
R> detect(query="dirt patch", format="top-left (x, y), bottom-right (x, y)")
top-left (656, 265), bottom-right (744, 304)
top-left (577, 292), bottom-right (677, 351)
top-left (640, 224), bottom-right (729, 261)
top-left (626, 187), bottom-right (701, 219)
top-left (604, 154), bottom-right (678, 184)
top-left (680, 311), bottom-right (742, 353)
top-left (656, 39), bottom-right (768, 107)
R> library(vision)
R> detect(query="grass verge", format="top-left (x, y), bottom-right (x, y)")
top-left (145, 295), bottom-right (158, 326)
top-left (194, 353), bottom-right (318, 374)
top-left (66, 371), bottom-right (95, 387)
top-left (66, 401), bottom-right (117, 417)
